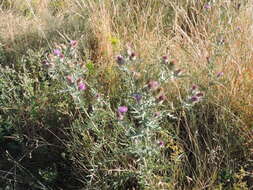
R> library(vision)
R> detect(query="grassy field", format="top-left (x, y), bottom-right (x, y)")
top-left (0, 0), bottom-right (252, 189)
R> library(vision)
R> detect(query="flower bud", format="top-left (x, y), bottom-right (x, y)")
top-left (66, 75), bottom-right (74, 84)
top-left (70, 40), bottom-right (78, 48)
top-left (147, 80), bottom-right (159, 91)
top-left (161, 56), bottom-right (169, 64)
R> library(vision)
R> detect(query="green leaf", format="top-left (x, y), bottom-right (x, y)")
top-left (86, 60), bottom-right (95, 74)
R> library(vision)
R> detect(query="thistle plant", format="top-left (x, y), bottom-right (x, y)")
top-left (114, 48), bottom-right (186, 187)
top-left (42, 40), bottom-right (92, 106)
top-left (183, 84), bottom-right (205, 108)
top-left (41, 42), bottom-right (206, 188)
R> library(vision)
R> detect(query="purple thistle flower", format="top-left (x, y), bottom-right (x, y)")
top-left (117, 106), bottom-right (128, 120)
top-left (196, 92), bottom-right (204, 97)
top-left (118, 106), bottom-right (128, 114)
top-left (116, 55), bottom-right (125, 65)
top-left (158, 140), bottom-right (165, 147)
top-left (78, 82), bottom-right (86, 91)
top-left (132, 93), bottom-right (142, 104)
top-left (162, 55), bottom-right (168, 60)
top-left (190, 96), bottom-right (199, 102)
top-left (204, 4), bottom-right (211, 9)
top-left (53, 49), bottom-right (61, 56)
top-left (70, 40), bottom-right (78, 47)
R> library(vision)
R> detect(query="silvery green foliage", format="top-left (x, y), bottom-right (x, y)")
top-left (43, 41), bottom-right (89, 104)
top-left (115, 49), bottom-right (182, 186)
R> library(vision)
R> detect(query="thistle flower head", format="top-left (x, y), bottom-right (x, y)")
top-left (116, 55), bottom-right (125, 65)
top-left (78, 82), bottom-right (87, 91)
top-left (70, 40), bottom-right (78, 48)
top-left (196, 92), bottom-right (204, 97)
top-left (147, 80), bottom-right (159, 91)
top-left (132, 93), bottom-right (142, 104)
top-left (192, 85), bottom-right (198, 91)
top-left (53, 49), bottom-right (61, 56)
top-left (190, 96), bottom-right (198, 103)
top-left (204, 3), bottom-right (211, 9)
top-left (158, 141), bottom-right (165, 147)
top-left (191, 85), bottom-right (198, 93)
top-left (118, 106), bottom-right (128, 113)
top-left (161, 55), bottom-right (169, 64)
top-left (117, 106), bottom-right (128, 120)
top-left (157, 94), bottom-right (166, 103)
top-left (66, 75), bottom-right (74, 84)
top-left (162, 55), bottom-right (168, 60)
